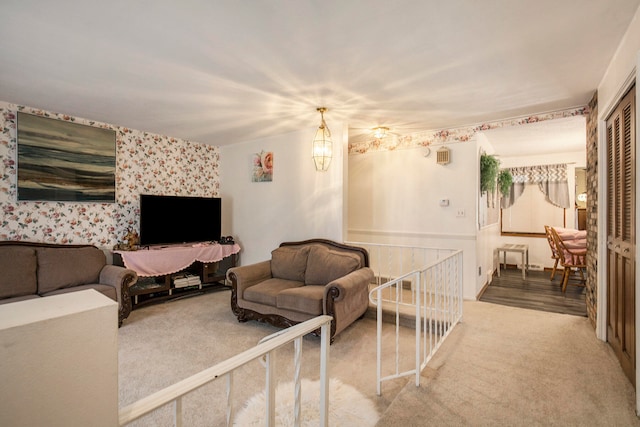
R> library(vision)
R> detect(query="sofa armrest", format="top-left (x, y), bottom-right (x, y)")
top-left (324, 267), bottom-right (374, 338)
top-left (227, 260), bottom-right (272, 298)
top-left (99, 264), bottom-right (138, 326)
top-left (324, 267), bottom-right (373, 302)
top-left (227, 260), bottom-right (272, 320)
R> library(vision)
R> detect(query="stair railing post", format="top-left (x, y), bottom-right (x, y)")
top-left (319, 321), bottom-right (330, 427)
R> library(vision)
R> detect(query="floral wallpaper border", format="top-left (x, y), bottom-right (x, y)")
top-left (348, 106), bottom-right (589, 154)
top-left (0, 102), bottom-right (220, 248)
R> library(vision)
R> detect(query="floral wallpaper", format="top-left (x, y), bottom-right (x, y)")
top-left (0, 102), bottom-right (220, 248)
top-left (348, 106), bottom-right (589, 154)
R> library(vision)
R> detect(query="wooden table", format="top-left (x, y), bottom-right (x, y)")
top-left (496, 244), bottom-right (529, 280)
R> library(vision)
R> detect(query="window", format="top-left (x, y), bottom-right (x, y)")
top-left (500, 164), bottom-right (570, 236)
top-left (501, 183), bottom-right (565, 235)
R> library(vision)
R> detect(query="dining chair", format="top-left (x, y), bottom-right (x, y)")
top-left (544, 225), bottom-right (561, 280)
top-left (549, 226), bottom-right (587, 293)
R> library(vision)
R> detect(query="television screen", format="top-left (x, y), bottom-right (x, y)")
top-left (139, 194), bottom-right (221, 246)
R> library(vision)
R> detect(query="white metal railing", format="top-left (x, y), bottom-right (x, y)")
top-left (119, 315), bottom-right (333, 427)
top-left (357, 243), bottom-right (463, 395)
top-left (349, 241), bottom-right (457, 284)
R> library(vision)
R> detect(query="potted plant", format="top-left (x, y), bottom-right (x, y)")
top-left (480, 154), bottom-right (500, 193)
top-left (497, 169), bottom-right (513, 197)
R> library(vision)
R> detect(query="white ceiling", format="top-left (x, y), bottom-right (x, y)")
top-left (482, 115), bottom-right (587, 157)
top-left (0, 1), bottom-right (638, 146)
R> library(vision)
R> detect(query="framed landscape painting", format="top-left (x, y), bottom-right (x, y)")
top-left (17, 112), bottom-right (116, 202)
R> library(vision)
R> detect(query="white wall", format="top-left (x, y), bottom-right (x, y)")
top-left (348, 132), bottom-right (589, 300)
top-left (220, 123), bottom-right (346, 265)
top-left (0, 291), bottom-right (118, 426)
top-left (598, 5), bottom-right (640, 115)
top-left (475, 133), bottom-right (501, 292)
top-left (347, 141), bottom-right (479, 299)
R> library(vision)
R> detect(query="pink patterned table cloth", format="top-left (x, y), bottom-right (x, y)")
top-left (115, 243), bottom-right (241, 277)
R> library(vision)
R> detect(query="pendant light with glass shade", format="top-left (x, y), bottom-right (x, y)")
top-left (312, 107), bottom-right (332, 171)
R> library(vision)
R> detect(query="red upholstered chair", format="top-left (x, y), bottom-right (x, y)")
top-left (549, 227), bottom-right (587, 293)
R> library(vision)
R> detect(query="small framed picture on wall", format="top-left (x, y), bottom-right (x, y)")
top-left (252, 150), bottom-right (273, 182)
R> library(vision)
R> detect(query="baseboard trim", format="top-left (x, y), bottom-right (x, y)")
top-left (476, 271), bottom-right (494, 300)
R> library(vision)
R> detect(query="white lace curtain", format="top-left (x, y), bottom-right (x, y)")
top-left (501, 163), bottom-right (571, 209)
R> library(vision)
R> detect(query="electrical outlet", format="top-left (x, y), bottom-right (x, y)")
top-left (456, 209), bottom-right (465, 217)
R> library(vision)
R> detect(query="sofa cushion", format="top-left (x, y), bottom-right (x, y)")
top-left (36, 246), bottom-right (106, 294)
top-left (305, 246), bottom-right (361, 286)
top-left (0, 246), bottom-right (38, 299)
top-left (277, 285), bottom-right (324, 315)
top-left (271, 246), bottom-right (310, 282)
top-left (243, 278), bottom-right (303, 306)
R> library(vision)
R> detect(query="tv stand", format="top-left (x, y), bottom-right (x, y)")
top-left (113, 243), bottom-right (240, 307)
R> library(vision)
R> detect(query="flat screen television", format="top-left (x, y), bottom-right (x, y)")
top-left (139, 194), bottom-right (222, 247)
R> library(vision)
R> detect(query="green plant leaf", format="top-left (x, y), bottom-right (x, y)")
top-left (480, 154), bottom-right (500, 193)
top-left (497, 169), bottom-right (513, 196)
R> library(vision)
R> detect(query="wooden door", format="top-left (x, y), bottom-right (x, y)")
top-left (606, 84), bottom-right (636, 386)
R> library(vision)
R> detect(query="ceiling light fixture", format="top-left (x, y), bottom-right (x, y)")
top-left (373, 126), bottom-right (389, 139)
top-left (312, 107), bottom-right (332, 171)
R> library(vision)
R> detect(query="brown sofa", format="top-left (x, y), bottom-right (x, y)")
top-left (0, 241), bottom-right (138, 326)
top-left (227, 239), bottom-right (373, 340)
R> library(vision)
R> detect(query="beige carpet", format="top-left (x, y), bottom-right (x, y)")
top-left (118, 289), bottom-right (409, 426)
top-left (377, 301), bottom-right (640, 426)
top-left (234, 378), bottom-right (380, 426)
top-left (119, 290), bottom-right (639, 426)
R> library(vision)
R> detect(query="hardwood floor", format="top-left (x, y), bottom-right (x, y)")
top-left (479, 267), bottom-right (587, 317)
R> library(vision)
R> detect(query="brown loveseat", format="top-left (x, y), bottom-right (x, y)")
top-left (0, 241), bottom-right (138, 325)
top-left (227, 239), bottom-right (373, 340)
